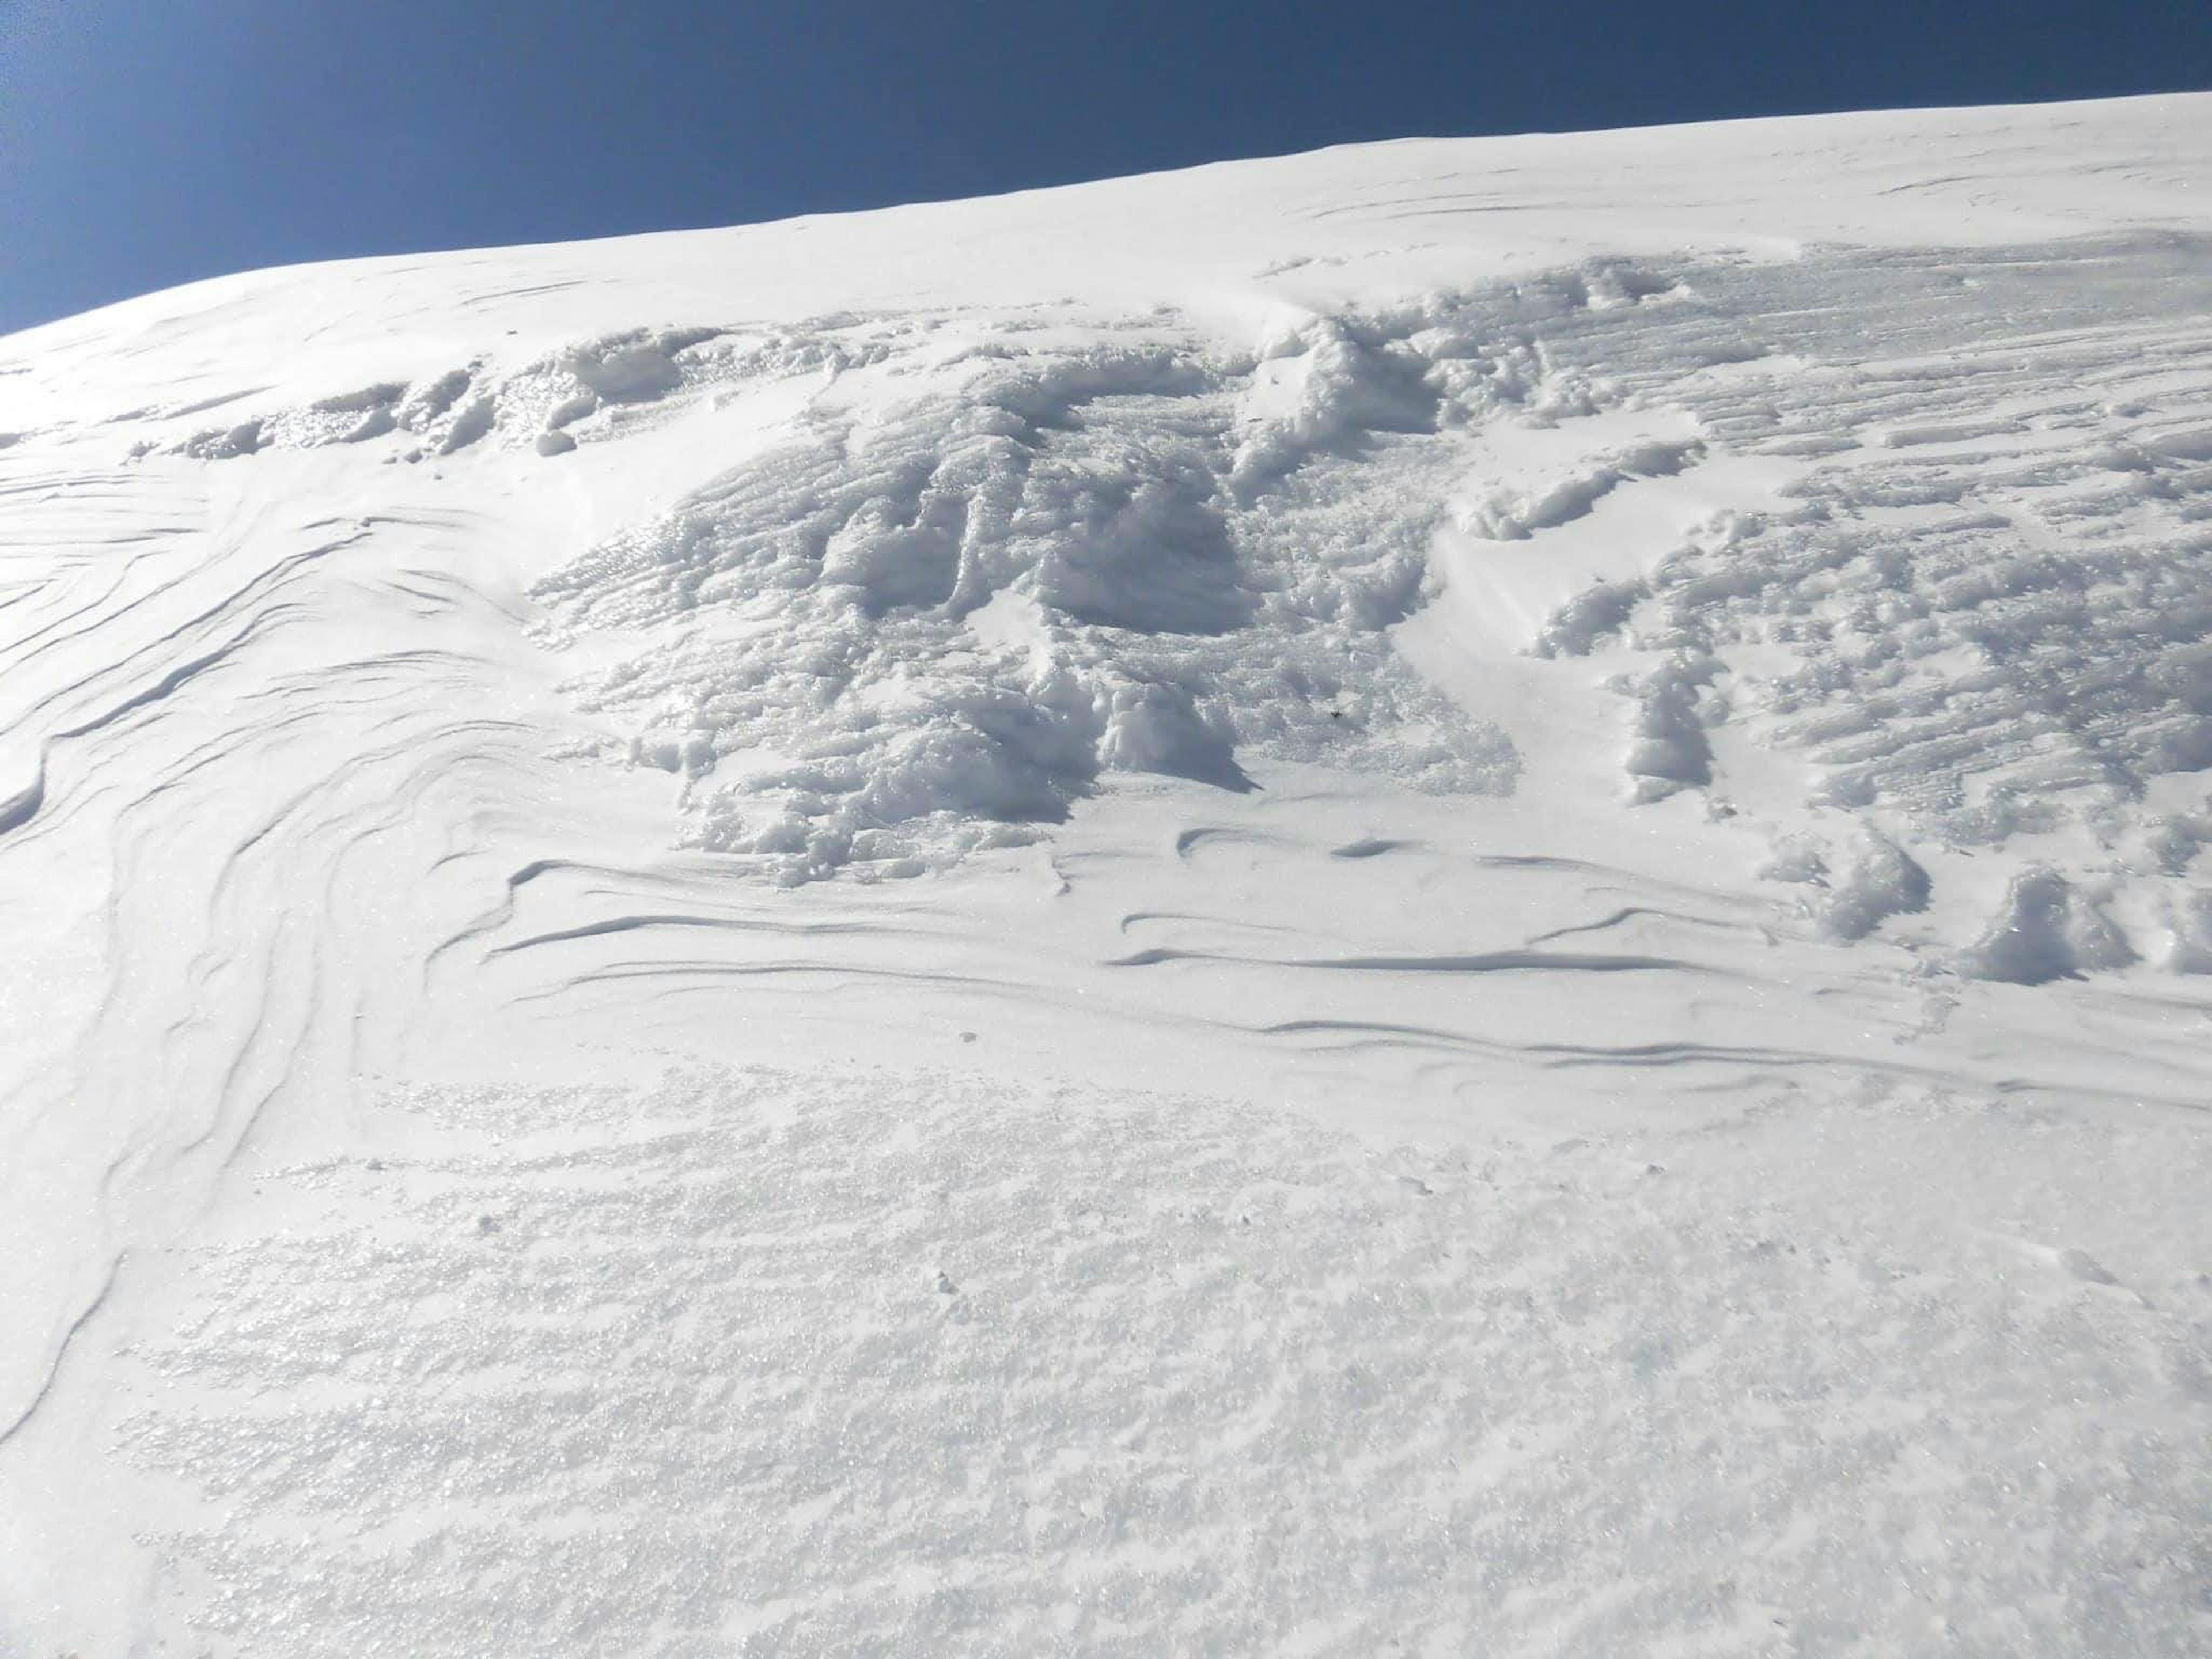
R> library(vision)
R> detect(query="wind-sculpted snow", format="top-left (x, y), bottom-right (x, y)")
top-left (5, 94), bottom-right (2212, 1657)
top-left (101, 229), bottom-right (2212, 928)
top-left (1421, 234), bottom-right (2212, 978)
top-left (488, 229), bottom-right (2212, 938)
top-left (171, 325), bottom-right (818, 462)
top-left (521, 313), bottom-right (1558, 881)
top-left (119, 1070), bottom-right (2212, 1657)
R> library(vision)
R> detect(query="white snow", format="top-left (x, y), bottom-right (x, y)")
top-left (113, 1073), bottom-right (2212, 1656)
top-left (1, 92), bottom-right (2209, 1656)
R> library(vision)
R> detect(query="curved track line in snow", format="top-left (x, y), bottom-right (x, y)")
top-left (1106, 946), bottom-right (1716, 975)
top-left (0, 1253), bottom-right (124, 1448)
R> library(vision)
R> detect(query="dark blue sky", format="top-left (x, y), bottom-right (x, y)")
top-left (3, 0), bottom-right (2207, 335)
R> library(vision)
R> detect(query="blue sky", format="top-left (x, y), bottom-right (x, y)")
top-left (3, 0), bottom-right (2206, 335)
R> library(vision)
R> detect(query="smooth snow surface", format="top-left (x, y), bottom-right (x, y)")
top-left (2, 94), bottom-right (2209, 1655)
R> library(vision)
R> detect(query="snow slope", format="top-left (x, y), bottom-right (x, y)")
top-left (1, 94), bottom-right (2209, 1655)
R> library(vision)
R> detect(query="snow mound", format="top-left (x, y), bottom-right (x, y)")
top-left (1961, 867), bottom-right (2135, 984)
top-left (1818, 830), bottom-right (1933, 941)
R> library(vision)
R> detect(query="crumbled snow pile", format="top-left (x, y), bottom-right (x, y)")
top-left (123, 1070), bottom-right (2212, 1657)
top-left (3, 93), bottom-right (2212, 1657)
top-left (530, 316), bottom-right (1518, 881)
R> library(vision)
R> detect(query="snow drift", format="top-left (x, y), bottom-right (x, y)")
top-left (1, 92), bottom-right (2209, 1657)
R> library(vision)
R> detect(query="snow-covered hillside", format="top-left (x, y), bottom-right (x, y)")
top-left (2, 95), bottom-right (2209, 1655)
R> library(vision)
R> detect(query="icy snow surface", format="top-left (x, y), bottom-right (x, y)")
top-left (2, 94), bottom-right (2210, 1654)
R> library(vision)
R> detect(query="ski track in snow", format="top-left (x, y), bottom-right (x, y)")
top-left (1, 93), bottom-right (2210, 1654)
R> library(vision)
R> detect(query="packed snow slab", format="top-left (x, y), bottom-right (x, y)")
top-left (0, 92), bottom-right (2210, 1654)
top-left (66, 1071), bottom-right (2212, 1657)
